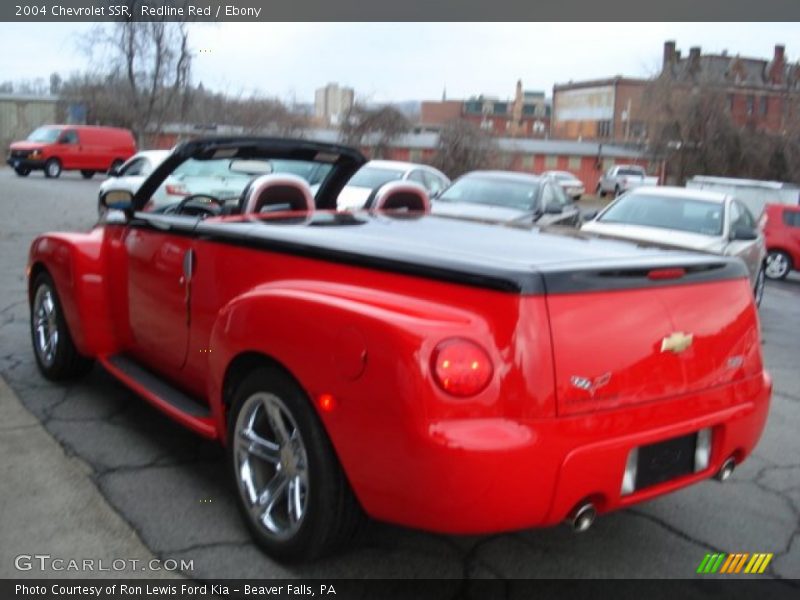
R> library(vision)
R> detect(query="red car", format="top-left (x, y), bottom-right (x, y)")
top-left (7, 124), bottom-right (136, 179)
top-left (764, 203), bottom-right (800, 280)
top-left (27, 138), bottom-right (771, 562)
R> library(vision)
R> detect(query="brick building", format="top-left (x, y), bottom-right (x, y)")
top-left (418, 81), bottom-right (551, 138)
top-left (553, 41), bottom-right (800, 142)
top-left (659, 41), bottom-right (800, 133)
top-left (551, 77), bottom-right (648, 142)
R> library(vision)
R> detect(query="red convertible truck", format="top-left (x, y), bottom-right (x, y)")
top-left (27, 138), bottom-right (771, 562)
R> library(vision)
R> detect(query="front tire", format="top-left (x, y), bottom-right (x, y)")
top-left (14, 167), bottom-right (31, 177)
top-left (81, 170), bottom-right (95, 179)
top-left (228, 366), bottom-right (362, 562)
top-left (765, 250), bottom-right (792, 280)
top-left (44, 158), bottom-right (62, 178)
top-left (30, 272), bottom-right (93, 380)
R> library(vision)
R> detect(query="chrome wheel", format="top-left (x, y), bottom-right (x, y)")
top-left (765, 251), bottom-right (790, 280)
top-left (45, 159), bottom-right (61, 178)
top-left (33, 284), bottom-right (59, 368)
top-left (233, 392), bottom-right (309, 540)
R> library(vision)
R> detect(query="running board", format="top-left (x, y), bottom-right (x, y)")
top-left (101, 355), bottom-right (217, 439)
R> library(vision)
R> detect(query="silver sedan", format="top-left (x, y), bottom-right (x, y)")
top-left (582, 186), bottom-right (767, 305)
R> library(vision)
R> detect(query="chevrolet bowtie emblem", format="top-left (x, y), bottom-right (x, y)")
top-left (661, 332), bottom-right (694, 354)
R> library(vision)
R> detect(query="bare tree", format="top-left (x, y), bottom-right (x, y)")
top-left (432, 119), bottom-right (496, 179)
top-left (643, 76), bottom-right (800, 184)
top-left (340, 104), bottom-right (410, 158)
top-left (86, 21), bottom-right (191, 144)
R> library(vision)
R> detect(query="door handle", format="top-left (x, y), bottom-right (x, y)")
top-left (182, 249), bottom-right (195, 283)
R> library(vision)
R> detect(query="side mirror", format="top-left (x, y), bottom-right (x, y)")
top-left (99, 189), bottom-right (134, 219)
top-left (581, 210), bottom-right (599, 222)
top-left (731, 226), bottom-right (757, 241)
top-left (544, 203), bottom-right (564, 215)
top-left (108, 164), bottom-right (121, 177)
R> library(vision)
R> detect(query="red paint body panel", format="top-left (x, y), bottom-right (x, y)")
top-left (26, 220), bottom-right (772, 534)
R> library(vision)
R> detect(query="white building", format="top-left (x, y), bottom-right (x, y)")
top-left (314, 83), bottom-right (354, 126)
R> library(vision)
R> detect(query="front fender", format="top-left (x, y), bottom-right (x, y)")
top-left (28, 228), bottom-right (116, 356)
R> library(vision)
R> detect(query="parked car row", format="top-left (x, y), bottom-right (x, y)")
top-left (7, 126), bottom-right (793, 295)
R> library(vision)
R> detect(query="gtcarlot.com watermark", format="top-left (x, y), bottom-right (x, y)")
top-left (14, 554), bottom-right (193, 573)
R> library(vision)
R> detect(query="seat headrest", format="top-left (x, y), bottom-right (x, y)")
top-left (242, 174), bottom-right (314, 215)
top-left (365, 181), bottom-right (430, 213)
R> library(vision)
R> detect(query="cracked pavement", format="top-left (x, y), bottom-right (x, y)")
top-left (0, 167), bottom-right (798, 581)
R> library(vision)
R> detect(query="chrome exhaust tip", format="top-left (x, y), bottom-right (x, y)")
top-left (570, 502), bottom-right (597, 533)
top-left (715, 457), bottom-right (736, 482)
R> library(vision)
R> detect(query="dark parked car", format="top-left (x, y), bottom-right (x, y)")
top-left (431, 171), bottom-right (581, 227)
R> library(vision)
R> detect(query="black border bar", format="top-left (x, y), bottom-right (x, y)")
top-left (4, 579), bottom-right (800, 600)
top-left (3, 0), bottom-right (800, 21)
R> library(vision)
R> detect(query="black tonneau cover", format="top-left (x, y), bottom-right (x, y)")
top-left (168, 212), bottom-right (748, 295)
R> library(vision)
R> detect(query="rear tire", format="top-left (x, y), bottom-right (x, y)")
top-left (227, 365), bottom-right (363, 562)
top-left (44, 158), bottom-right (62, 178)
top-left (596, 184), bottom-right (606, 198)
top-left (765, 250), bottom-right (792, 280)
top-left (30, 272), bottom-right (93, 380)
top-left (81, 170), bottom-right (95, 179)
top-left (14, 167), bottom-right (30, 177)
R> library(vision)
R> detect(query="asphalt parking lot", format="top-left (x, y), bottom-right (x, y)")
top-left (0, 167), bottom-right (798, 581)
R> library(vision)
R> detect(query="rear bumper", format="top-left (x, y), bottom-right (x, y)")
top-left (357, 371), bottom-right (771, 534)
top-left (7, 157), bottom-right (45, 170)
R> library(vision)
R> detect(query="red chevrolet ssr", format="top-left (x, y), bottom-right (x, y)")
top-left (27, 138), bottom-right (771, 562)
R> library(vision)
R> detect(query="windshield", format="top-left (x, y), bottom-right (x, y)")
top-left (599, 193), bottom-right (725, 236)
top-left (437, 176), bottom-right (541, 211)
top-left (550, 172), bottom-right (576, 182)
top-left (618, 168), bottom-right (645, 177)
top-left (149, 157), bottom-right (330, 212)
top-left (348, 166), bottom-right (405, 188)
top-left (270, 160), bottom-right (332, 185)
top-left (26, 127), bottom-right (61, 143)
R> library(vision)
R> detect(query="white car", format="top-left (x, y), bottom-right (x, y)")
top-left (338, 160), bottom-right (450, 210)
top-left (597, 164), bottom-right (659, 197)
top-left (582, 186), bottom-right (767, 305)
top-left (542, 170), bottom-right (585, 200)
top-left (98, 150), bottom-right (170, 212)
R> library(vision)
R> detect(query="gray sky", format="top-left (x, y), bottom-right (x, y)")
top-left (2, 22), bottom-right (799, 103)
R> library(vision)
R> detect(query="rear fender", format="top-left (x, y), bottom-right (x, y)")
top-left (28, 229), bottom-right (117, 356)
top-left (206, 281), bottom-right (497, 444)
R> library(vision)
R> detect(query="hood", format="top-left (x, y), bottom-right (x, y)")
top-left (337, 186), bottom-right (373, 210)
top-left (581, 221), bottom-right (724, 253)
top-left (9, 141), bottom-right (47, 151)
top-left (431, 200), bottom-right (531, 223)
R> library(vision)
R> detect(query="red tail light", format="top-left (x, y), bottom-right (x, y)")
top-left (431, 338), bottom-right (493, 397)
top-left (648, 267), bottom-right (686, 280)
